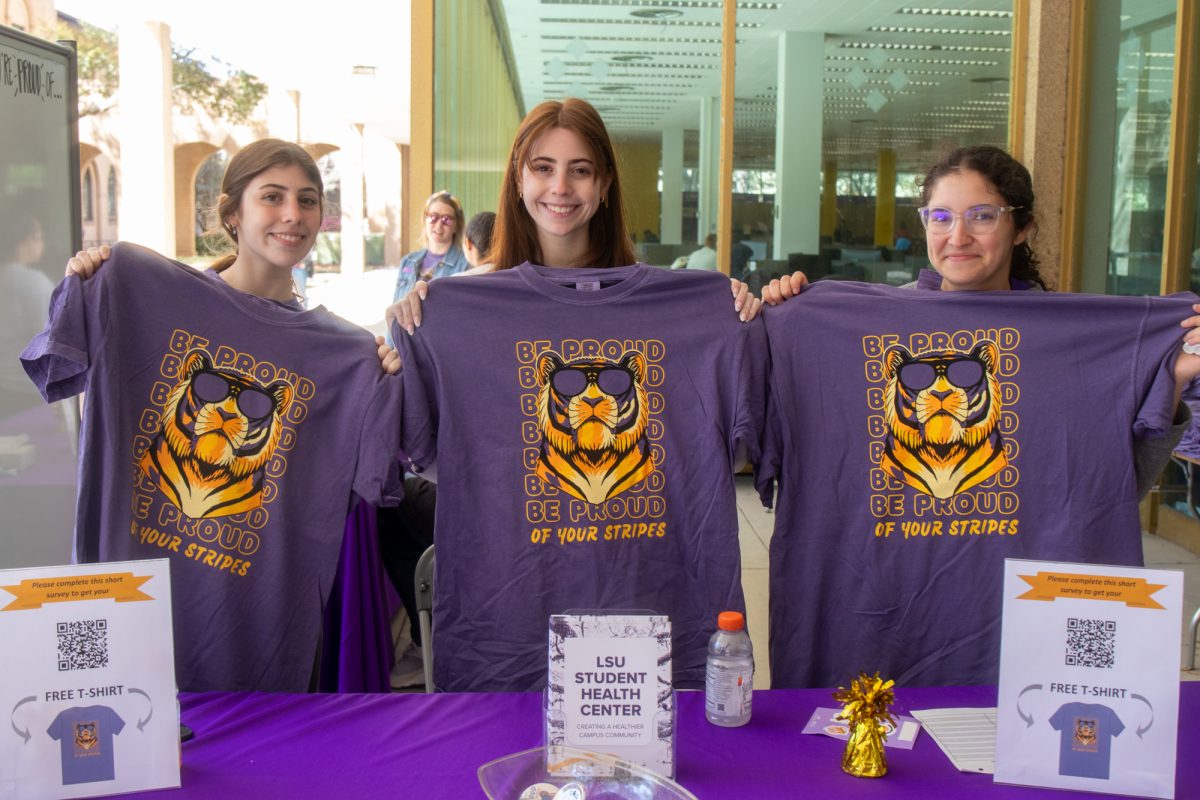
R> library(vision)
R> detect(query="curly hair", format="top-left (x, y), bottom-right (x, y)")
top-left (919, 145), bottom-right (1049, 290)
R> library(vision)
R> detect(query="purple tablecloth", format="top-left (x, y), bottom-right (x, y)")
top-left (105, 683), bottom-right (1199, 798)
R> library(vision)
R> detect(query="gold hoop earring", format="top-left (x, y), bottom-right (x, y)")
top-left (601, 195), bottom-right (608, 208)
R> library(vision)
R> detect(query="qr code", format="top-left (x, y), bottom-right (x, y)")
top-left (57, 619), bottom-right (108, 671)
top-left (1065, 617), bottom-right (1115, 669)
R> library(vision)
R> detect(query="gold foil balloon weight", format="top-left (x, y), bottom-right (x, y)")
top-left (842, 719), bottom-right (888, 777)
top-left (832, 672), bottom-right (897, 779)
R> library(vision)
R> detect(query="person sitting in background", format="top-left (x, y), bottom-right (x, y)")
top-left (393, 191), bottom-right (470, 303)
top-left (730, 240), bottom-right (754, 282)
top-left (642, 228), bottom-right (659, 243)
top-left (894, 225), bottom-right (913, 253)
top-left (684, 233), bottom-right (719, 271)
top-left (461, 211), bottom-right (497, 274)
top-left (0, 209), bottom-right (54, 421)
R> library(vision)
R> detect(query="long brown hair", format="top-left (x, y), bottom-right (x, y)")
top-left (919, 145), bottom-right (1049, 290)
top-left (205, 138), bottom-right (325, 271)
top-left (488, 98), bottom-right (637, 270)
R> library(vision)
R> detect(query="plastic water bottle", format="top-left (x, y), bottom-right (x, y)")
top-left (705, 610), bottom-right (753, 726)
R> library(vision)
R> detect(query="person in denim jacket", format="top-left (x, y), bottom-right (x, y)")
top-left (393, 191), bottom-right (470, 302)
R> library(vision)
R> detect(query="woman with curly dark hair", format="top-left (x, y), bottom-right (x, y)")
top-left (914, 144), bottom-right (1048, 291)
top-left (762, 144), bottom-right (1200, 499)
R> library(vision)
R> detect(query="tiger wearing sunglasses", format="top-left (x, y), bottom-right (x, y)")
top-left (139, 349), bottom-right (293, 519)
top-left (534, 349), bottom-right (655, 505)
top-left (878, 340), bottom-right (1007, 499)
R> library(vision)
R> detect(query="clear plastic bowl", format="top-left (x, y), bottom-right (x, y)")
top-left (477, 745), bottom-right (698, 800)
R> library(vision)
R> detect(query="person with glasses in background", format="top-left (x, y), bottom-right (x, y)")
top-left (393, 191), bottom-right (470, 303)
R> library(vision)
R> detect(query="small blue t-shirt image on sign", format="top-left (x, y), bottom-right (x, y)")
top-left (46, 705), bottom-right (126, 785)
top-left (1049, 702), bottom-right (1125, 780)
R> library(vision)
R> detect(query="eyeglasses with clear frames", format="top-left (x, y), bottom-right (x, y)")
top-left (917, 204), bottom-right (1021, 235)
top-left (424, 212), bottom-right (456, 228)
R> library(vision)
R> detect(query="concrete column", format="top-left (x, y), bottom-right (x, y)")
top-left (267, 87), bottom-right (302, 142)
top-left (340, 123), bottom-right (366, 278)
top-left (773, 31), bottom-right (824, 259)
top-left (117, 19), bottom-right (175, 256)
top-left (660, 128), bottom-right (684, 245)
top-left (1019, 0), bottom-right (1076, 289)
top-left (821, 160), bottom-right (838, 239)
top-left (874, 149), bottom-right (896, 247)
top-left (697, 97), bottom-right (720, 244)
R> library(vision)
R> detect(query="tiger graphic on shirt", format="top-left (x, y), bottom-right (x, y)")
top-left (139, 348), bottom-right (293, 519)
top-left (1073, 718), bottom-right (1098, 749)
top-left (533, 349), bottom-right (656, 505)
top-left (878, 340), bottom-right (1007, 499)
top-left (73, 721), bottom-right (98, 751)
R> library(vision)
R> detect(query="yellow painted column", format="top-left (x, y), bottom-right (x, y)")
top-left (717, 0), bottom-right (735, 274)
top-left (408, 0), bottom-right (435, 250)
top-left (873, 149), bottom-right (896, 248)
top-left (821, 160), bottom-right (838, 239)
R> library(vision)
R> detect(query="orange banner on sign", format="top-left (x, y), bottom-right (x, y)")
top-left (1017, 571), bottom-right (1165, 610)
top-left (0, 572), bottom-right (153, 611)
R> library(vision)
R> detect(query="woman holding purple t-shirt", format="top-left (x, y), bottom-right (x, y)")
top-left (762, 145), bottom-right (1200, 497)
top-left (39, 139), bottom-right (406, 692)
top-left (382, 98), bottom-right (767, 691)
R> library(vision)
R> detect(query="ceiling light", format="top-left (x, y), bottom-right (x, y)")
top-left (899, 7), bottom-right (1012, 18)
top-left (869, 25), bottom-right (1009, 36)
top-left (630, 8), bottom-right (684, 19)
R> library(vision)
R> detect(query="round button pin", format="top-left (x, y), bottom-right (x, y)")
top-left (518, 783), bottom-right (561, 800)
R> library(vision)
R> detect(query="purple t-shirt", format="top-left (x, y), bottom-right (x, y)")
top-left (392, 263), bottom-right (765, 691)
top-left (419, 249), bottom-right (443, 280)
top-left (759, 281), bottom-right (1193, 688)
top-left (47, 705), bottom-right (125, 785)
top-left (21, 242), bottom-right (403, 692)
top-left (1049, 702), bottom-right (1124, 780)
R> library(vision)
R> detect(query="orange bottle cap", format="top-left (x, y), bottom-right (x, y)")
top-left (718, 611), bottom-right (745, 631)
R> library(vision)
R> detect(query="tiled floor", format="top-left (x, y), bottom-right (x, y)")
top-left (733, 476), bottom-right (1200, 688)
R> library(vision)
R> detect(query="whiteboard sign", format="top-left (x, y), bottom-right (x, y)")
top-left (995, 559), bottom-right (1182, 799)
top-left (0, 559), bottom-right (180, 799)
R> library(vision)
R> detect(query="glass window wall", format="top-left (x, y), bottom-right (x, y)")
top-left (1093, 5), bottom-right (1177, 296)
top-left (433, 0), bottom-right (523, 224)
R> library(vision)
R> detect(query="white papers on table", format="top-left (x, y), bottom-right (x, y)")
top-left (910, 707), bottom-right (997, 774)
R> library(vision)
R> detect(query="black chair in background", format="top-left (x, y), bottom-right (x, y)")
top-left (414, 545), bottom-right (435, 693)
top-left (788, 252), bottom-right (824, 281)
